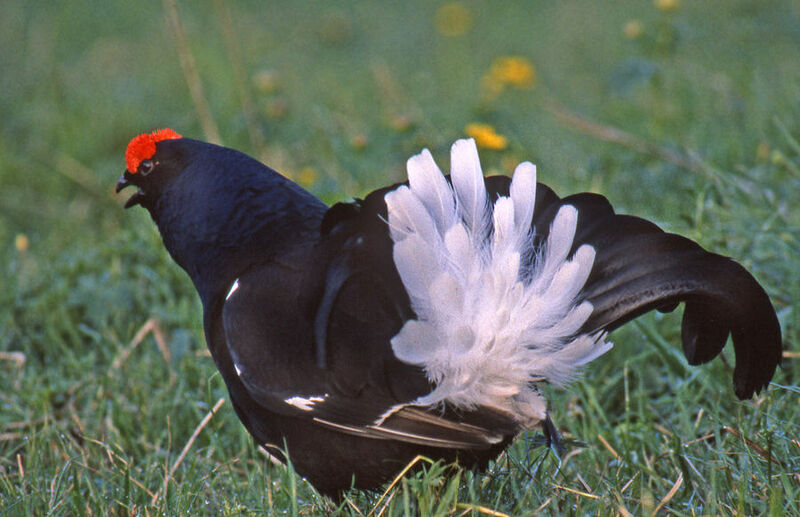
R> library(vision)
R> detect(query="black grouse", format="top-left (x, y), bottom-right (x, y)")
top-left (116, 129), bottom-right (781, 497)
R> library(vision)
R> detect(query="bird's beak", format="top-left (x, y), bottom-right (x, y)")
top-left (116, 172), bottom-right (145, 209)
top-left (115, 173), bottom-right (131, 193)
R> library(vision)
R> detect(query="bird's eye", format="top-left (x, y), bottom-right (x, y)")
top-left (140, 160), bottom-right (155, 175)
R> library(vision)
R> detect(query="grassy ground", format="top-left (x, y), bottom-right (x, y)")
top-left (1, 0), bottom-right (799, 514)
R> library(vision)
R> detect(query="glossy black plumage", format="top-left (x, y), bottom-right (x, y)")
top-left (117, 136), bottom-right (781, 496)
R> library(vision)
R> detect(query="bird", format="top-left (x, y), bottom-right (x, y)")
top-left (116, 128), bottom-right (781, 497)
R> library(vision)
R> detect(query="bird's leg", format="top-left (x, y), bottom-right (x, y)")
top-left (542, 413), bottom-right (565, 456)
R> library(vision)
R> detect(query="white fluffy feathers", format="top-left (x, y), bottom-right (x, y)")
top-left (385, 138), bottom-right (610, 428)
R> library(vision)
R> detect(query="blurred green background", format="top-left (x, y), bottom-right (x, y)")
top-left (1, 0), bottom-right (798, 514)
top-left (3, 0), bottom-right (799, 244)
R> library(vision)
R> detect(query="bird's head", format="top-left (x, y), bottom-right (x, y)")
top-left (115, 128), bottom-right (328, 303)
top-left (116, 128), bottom-right (184, 209)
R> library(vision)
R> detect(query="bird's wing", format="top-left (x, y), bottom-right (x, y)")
top-left (220, 195), bottom-right (516, 449)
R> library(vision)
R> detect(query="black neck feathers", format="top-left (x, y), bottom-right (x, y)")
top-left (146, 140), bottom-right (327, 306)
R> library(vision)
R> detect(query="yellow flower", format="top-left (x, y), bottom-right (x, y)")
top-left (655, 0), bottom-right (680, 12)
top-left (465, 123), bottom-right (508, 150)
top-left (389, 114), bottom-right (413, 132)
top-left (481, 56), bottom-right (536, 100)
top-left (490, 56), bottom-right (536, 89)
top-left (297, 167), bottom-right (318, 187)
top-left (350, 133), bottom-right (368, 150)
top-left (435, 2), bottom-right (473, 37)
top-left (15, 234), bottom-right (29, 253)
top-left (623, 20), bottom-right (644, 40)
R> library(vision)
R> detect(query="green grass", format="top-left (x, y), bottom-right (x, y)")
top-left (1, 0), bottom-right (799, 514)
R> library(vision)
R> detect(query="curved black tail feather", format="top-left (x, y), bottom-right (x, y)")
top-left (556, 193), bottom-right (782, 399)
